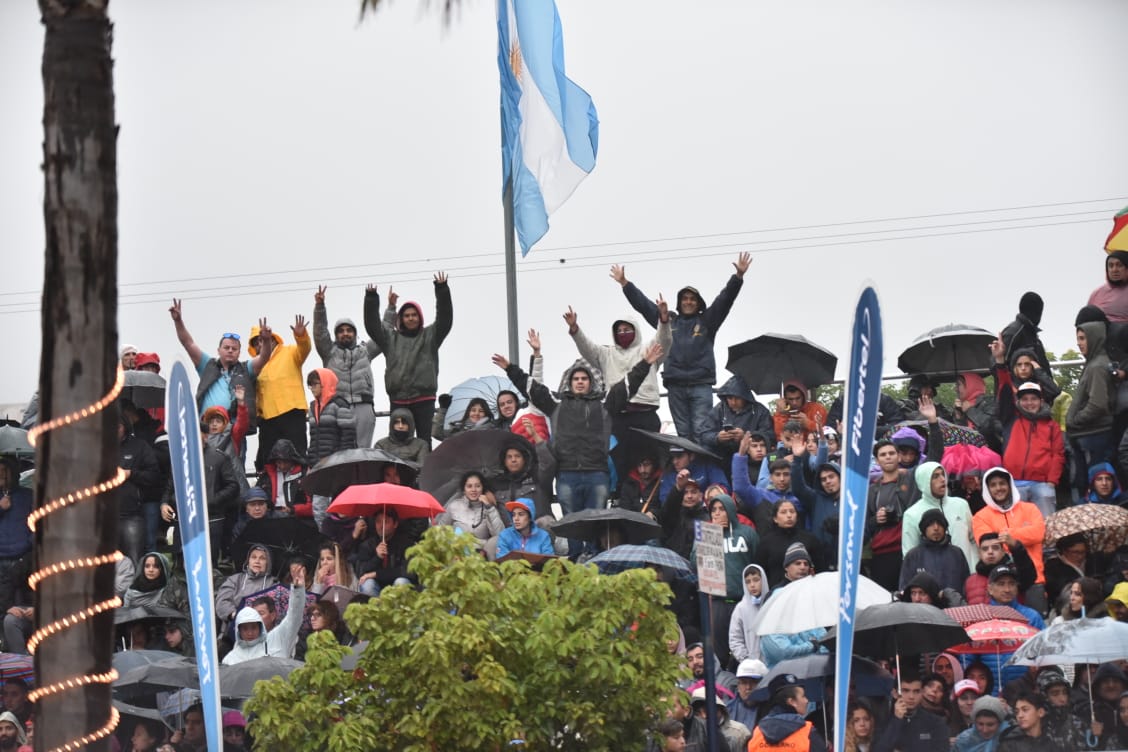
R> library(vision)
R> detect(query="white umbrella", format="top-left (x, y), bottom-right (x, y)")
top-left (1006, 617), bottom-right (1128, 667)
top-left (752, 571), bottom-right (892, 636)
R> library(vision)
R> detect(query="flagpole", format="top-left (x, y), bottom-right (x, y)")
top-left (503, 176), bottom-right (520, 363)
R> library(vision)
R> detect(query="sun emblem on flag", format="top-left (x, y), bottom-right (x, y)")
top-left (509, 40), bottom-right (523, 82)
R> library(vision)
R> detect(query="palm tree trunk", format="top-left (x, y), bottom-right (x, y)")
top-left (36, 1), bottom-right (119, 749)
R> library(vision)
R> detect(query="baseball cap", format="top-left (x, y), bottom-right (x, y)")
top-left (954, 679), bottom-right (980, 697)
top-left (988, 565), bottom-right (1018, 583)
top-left (736, 659), bottom-right (768, 680)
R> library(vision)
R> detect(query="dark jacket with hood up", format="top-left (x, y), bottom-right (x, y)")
top-left (1066, 320), bottom-right (1115, 437)
top-left (1001, 293), bottom-right (1053, 373)
top-left (488, 439), bottom-right (556, 520)
top-left (790, 454), bottom-right (841, 556)
top-left (701, 375), bottom-right (775, 456)
top-left (622, 276), bottom-right (743, 386)
top-left (364, 284), bottom-right (453, 402)
top-left (689, 494), bottom-right (758, 599)
top-left (506, 356), bottom-right (651, 474)
top-left (375, 408), bottom-right (431, 465)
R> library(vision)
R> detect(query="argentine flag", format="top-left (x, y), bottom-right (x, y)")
top-left (498, 0), bottom-right (599, 255)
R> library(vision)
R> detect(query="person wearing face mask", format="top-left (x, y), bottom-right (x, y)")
top-left (1000, 292), bottom-right (1053, 373)
top-left (375, 408), bottom-right (431, 466)
top-left (564, 306), bottom-right (672, 491)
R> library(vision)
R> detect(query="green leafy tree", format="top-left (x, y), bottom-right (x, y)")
top-left (1046, 349), bottom-right (1084, 397)
top-left (246, 526), bottom-right (684, 751)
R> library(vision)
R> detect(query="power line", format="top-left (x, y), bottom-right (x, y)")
top-left (0, 205), bottom-right (1113, 307)
top-left (2, 196), bottom-right (1123, 298)
top-left (0, 214), bottom-right (1104, 315)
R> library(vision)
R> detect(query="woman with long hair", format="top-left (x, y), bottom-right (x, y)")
top-left (311, 543), bottom-right (357, 594)
top-left (843, 699), bottom-right (876, 752)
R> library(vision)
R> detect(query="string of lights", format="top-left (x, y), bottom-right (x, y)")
top-left (26, 366), bottom-right (126, 751)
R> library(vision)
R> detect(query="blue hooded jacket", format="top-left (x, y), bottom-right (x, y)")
top-left (496, 498), bottom-right (554, 558)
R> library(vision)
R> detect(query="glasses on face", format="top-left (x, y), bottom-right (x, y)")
top-left (310, 611), bottom-right (323, 618)
top-left (221, 332), bottom-right (241, 341)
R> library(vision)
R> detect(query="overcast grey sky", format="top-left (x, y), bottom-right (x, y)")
top-left (2, 0), bottom-right (1126, 423)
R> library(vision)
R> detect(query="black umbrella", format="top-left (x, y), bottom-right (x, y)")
top-left (121, 370), bottom-right (167, 409)
top-left (219, 656), bottom-right (303, 698)
top-left (303, 447), bottom-right (420, 497)
top-left (113, 655), bottom-right (200, 699)
top-left (628, 429), bottom-right (722, 462)
top-left (726, 334), bottom-right (838, 395)
top-left (113, 605), bottom-right (185, 626)
top-left (821, 602), bottom-right (969, 658)
top-left (896, 324), bottom-right (996, 376)
top-left (750, 653), bottom-right (894, 702)
top-left (230, 517), bottom-right (325, 577)
top-left (418, 429), bottom-right (535, 505)
top-left (550, 507), bottom-right (661, 546)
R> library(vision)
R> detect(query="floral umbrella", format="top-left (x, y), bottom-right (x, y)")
top-left (1044, 504), bottom-right (1128, 554)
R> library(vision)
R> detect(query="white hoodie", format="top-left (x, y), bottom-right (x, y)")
top-left (727, 563), bottom-right (770, 663)
top-left (221, 585), bottom-right (305, 665)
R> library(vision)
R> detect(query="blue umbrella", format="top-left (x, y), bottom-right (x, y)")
top-left (588, 544), bottom-right (697, 583)
top-left (444, 375), bottom-right (521, 431)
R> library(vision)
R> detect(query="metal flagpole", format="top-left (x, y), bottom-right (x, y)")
top-left (503, 176), bottom-right (520, 363)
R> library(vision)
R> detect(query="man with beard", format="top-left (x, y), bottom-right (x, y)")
top-left (312, 285), bottom-right (383, 448)
top-left (0, 711), bottom-right (25, 751)
top-left (1088, 250), bottom-right (1128, 323)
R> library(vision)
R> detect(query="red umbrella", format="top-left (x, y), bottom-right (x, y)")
top-left (949, 619), bottom-right (1040, 655)
top-left (327, 483), bottom-right (444, 520)
top-left (943, 604), bottom-right (1029, 628)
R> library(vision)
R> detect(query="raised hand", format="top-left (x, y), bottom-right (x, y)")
top-left (388, 286), bottom-right (398, 309)
top-left (169, 298), bottom-right (183, 322)
top-left (918, 394), bottom-right (938, 423)
top-left (292, 566), bottom-right (306, 589)
top-left (609, 264), bottom-right (627, 287)
top-left (989, 334), bottom-right (1005, 364)
top-left (562, 306), bottom-right (578, 332)
top-left (657, 293), bottom-right (669, 322)
top-left (791, 435), bottom-right (807, 457)
top-left (292, 314), bottom-right (308, 338)
top-left (366, 284), bottom-right (378, 294)
top-left (234, 384), bottom-right (246, 403)
top-left (643, 342), bottom-right (664, 364)
top-left (314, 285), bottom-right (327, 305)
top-left (491, 353), bottom-right (511, 371)
top-left (527, 329), bottom-right (541, 355)
top-left (258, 318), bottom-right (271, 342)
top-left (739, 433), bottom-right (753, 456)
top-left (733, 252), bottom-right (752, 278)
top-left (434, 271), bottom-right (448, 285)
top-left (675, 468), bottom-right (690, 490)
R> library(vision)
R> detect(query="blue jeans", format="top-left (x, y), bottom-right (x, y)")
top-left (556, 471), bottom-right (609, 557)
top-left (666, 383), bottom-right (713, 442)
top-left (143, 501), bottom-right (161, 553)
top-left (1070, 432), bottom-right (1113, 497)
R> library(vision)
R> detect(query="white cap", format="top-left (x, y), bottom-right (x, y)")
top-left (737, 658), bottom-right (768, 679)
